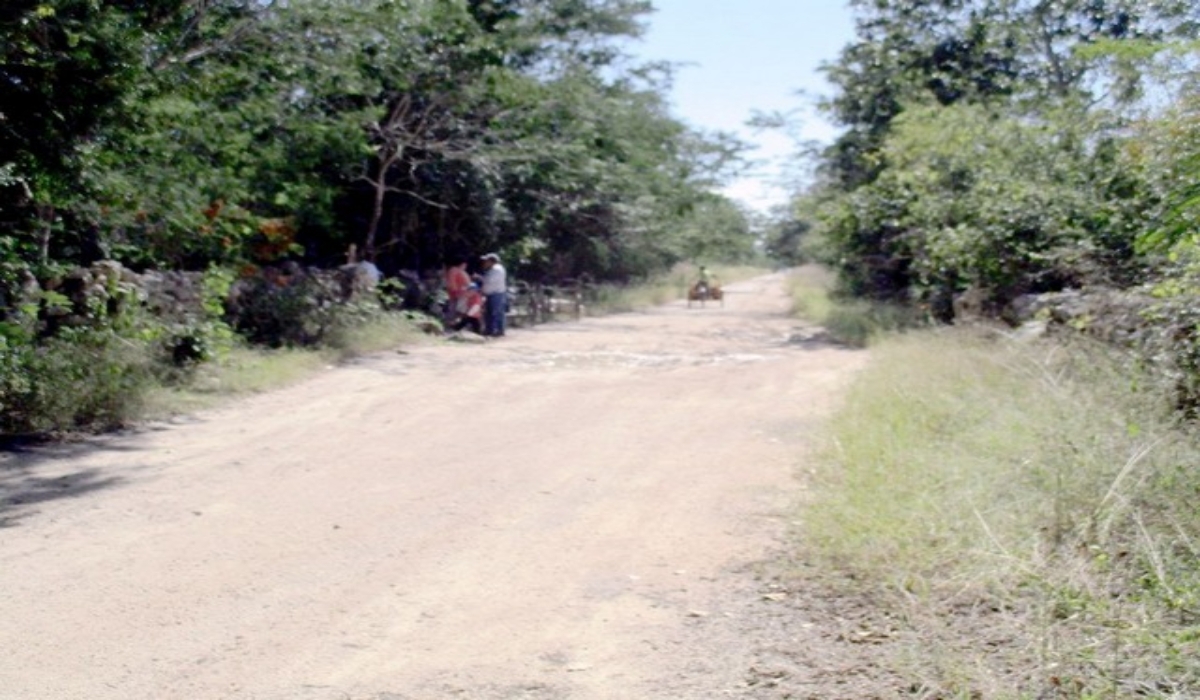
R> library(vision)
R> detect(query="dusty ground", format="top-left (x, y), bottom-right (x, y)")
top-left (0, 272), bottom-right (880, 700)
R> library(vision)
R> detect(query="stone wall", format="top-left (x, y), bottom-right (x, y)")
top-left (1, 260), bottom-right (382, 339)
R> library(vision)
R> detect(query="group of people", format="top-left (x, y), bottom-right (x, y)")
top-left (442, 253), bottom-right (508, 338)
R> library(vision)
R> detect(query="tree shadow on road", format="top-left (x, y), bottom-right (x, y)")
top-left (783, 326), bottom-right (858, 349)
top-left (0, 436), bottom-right (148, 529)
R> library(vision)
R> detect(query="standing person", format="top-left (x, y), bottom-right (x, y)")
top-left (443, 259), bottom-right (471, 326)
top-left (478, 252), bottom-right (507, 337)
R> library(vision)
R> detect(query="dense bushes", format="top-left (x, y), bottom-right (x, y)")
top-left (0, 0), bottom-right (759, 436)
top-left (0, 259), bottom-right (398, 437)
top-left (817, 103), bottom-right (1147, 315)
top-left (794, 1), bottom-right (1196, 299)
top-left (0, 263), bottom-right (155, 435)
top-left (782, 1), bottom-right (1200, 410)
top-left (224, 264), bottom-right (389, 349)
top-left (0, 326), bottom-right (155, 436)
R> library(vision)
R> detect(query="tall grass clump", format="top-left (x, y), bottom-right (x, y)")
top-left (323, 310), bottom-right (428, 360)
top-left (788, 265), bottom-right (920, 346)
top-left (586, 269), bottom-right (690, 313)
top-left (800, 328), bottom-right (1200, 697)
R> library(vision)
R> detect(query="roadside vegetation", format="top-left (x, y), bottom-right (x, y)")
top-left (770, 5), bottom-right (1200, 690)
top-left (790, 273), bottom-right (1200, 698)
top-left (764, 2), bottom-right (1200, 411)
top-left (141, 312), bottom-right (431, 421)
top-left (0, 0), bottom-right (760, 439)
top-left (788, 266), bottom-right (918, 348)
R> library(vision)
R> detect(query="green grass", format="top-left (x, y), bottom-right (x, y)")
top-left (796, 327), bottom-right (1200, 697)
top-left (788, 265), bottom-right (838, 320)
top-left (323, 310), bottom-right (430, 360)
top-left (787, 265), bottom-right (919, 346)
top-left (143, 311), bottom-right (429, 419)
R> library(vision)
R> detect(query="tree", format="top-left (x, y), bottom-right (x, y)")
top-left (0, 1), bottom-right (268, 266)
top-left (4, 0), bottom-right (743, 282)
top-left (806, 0), bottom-right (1199, 306)
top-left (820, 0), bottom-right (1021, 189)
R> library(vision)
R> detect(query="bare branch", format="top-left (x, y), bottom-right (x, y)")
top-left (151, 1), bottom-right (278, 72)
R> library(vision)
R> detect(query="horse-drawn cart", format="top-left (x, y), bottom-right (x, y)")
top-left (686, 281), bottom-right (723, 308)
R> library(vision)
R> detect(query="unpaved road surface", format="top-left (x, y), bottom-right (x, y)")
top-left (0, 272), bottom-right (866, 700)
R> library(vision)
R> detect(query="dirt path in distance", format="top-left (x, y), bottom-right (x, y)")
top-left (0, 272), bottom-right (867, 700)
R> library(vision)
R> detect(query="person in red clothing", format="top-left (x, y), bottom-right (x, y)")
top-left (443, 259), bottom-right (471, 325)
top-left (450, 282), bottom-right (485, 334)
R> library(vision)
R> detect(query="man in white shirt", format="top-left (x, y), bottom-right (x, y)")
top-left (478, 253), bottom-right (507, 337)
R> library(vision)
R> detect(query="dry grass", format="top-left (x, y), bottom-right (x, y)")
top-left (143, 312), bottom-right (428, 418)
top-left (796, 327), bottom-right (1200, 698)
top-left (787, 265), bottom-right (919, 346)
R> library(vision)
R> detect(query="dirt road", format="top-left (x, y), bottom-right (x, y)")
top-left (0, 272), bottom-right (865, 700)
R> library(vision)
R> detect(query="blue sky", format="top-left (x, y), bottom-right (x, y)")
top-left (627, 1), bottom-right (857, 212)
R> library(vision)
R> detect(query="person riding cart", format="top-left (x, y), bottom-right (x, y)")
top-left (687, 266), bottom-right (723, 308)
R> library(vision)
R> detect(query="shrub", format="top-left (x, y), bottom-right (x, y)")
top-left (0, 325), bottom-right (155, 436)
top-left (0, 261), bottom-right (174, 435)
top-left (818, 104), bottom-right (1141, 312)
top-left (226, 267), bottom-right (383, 348)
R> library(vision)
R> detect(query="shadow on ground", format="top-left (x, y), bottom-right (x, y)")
top-left (0, 436), bottom-right (147, 528)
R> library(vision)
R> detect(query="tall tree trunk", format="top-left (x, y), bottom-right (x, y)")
top-left (364, 150), bottom-right (403, 262)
